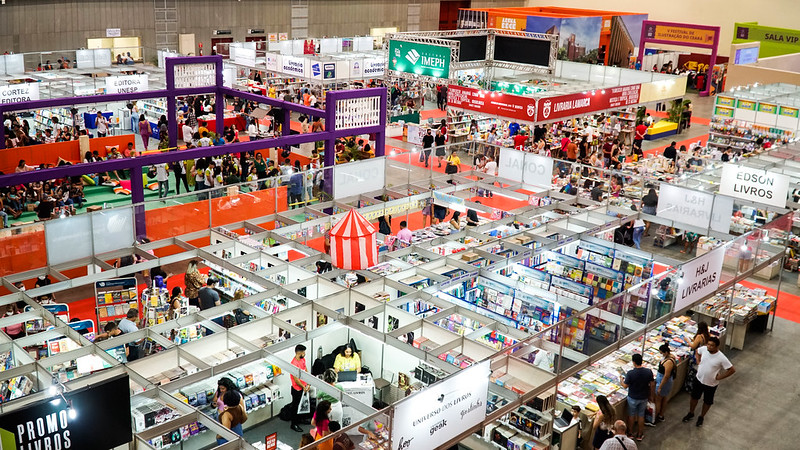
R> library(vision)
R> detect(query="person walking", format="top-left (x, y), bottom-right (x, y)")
top-left (155, 163), bottom-right (170, 199)
top-left (184, 260), bottom-right (206, 308)
top-left (599, 421), bottom-right (637, 450)
top-left (289, 344), bottom-right (310, 433)
top-left (173, 160), bottom-right (189, 195)
top-left (621, 353), bottom-right (653, 442)
top-left (95, 112), bottom-right (109, 137)
top-left (138, 114), bottom-right (151, 150)
top-left (654, 343), bottom-right (677, 422)
top-left (682, 336), bottom-right (735, 427)
top-left (422, 128), bottom-right (434, 168)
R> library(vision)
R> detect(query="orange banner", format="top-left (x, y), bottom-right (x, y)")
top-left (490, 15), bottom-right (526, 31)
top-left (652, 25), bottom-right (716, 45)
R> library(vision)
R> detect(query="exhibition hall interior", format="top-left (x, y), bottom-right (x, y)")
top-left (1, 1), bottom-right (800, 449)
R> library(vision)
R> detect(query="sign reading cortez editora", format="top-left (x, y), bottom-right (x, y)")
top-left (391, 361), bottom-right (490, 450)
top-left (388, 40), bottom-right (450, 79)
top-left (673, 245), bottom-right (725, 312)
top-left (656, 184), bottom-right (733, 233)
top-left (0, 83), bottom-right (40, 104)
top-left (105, 74), bottom-right (149, 94)
top-left (718, 164), bottom-right (790, 208)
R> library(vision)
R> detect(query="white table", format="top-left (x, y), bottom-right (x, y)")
top-left (339, 373), bottom-right (375, 427)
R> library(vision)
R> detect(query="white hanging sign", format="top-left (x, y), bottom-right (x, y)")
top-left (673, 244), bottom-right (725, 312)
top-left (391, 361), bottom-right (490, 450)
top-left (106, 28), bottom-right (122, 37)
top-left (719, 163), bottom-right (790, 208)
top-left (105, 74), bottom-right (149, 94)
top-left (281, 55), bottom-right (306, 77)
top-left (0, 83), bottom-right (40, 104)
top-left (498, 147), bottom-right (525, 182)
top-left (657, 184), bottom-right (732, 232)
top-left (522, 153), bottom-right (554, 188)
top-left (362, 58), bottom-right (385, 77)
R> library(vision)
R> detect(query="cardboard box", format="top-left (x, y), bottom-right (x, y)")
top-left (461, 252), bottom-right (479, 262)
top-left (86, 205), bottom-right (103, 212)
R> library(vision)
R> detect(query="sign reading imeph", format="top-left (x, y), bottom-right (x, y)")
top-left (391, 361), bottom-right (490, 450)
top-left (719, 164), bottom-right (789, 208)
top-left (388, 40), bottom-right (450, 79)
top-left (0, 83), bottom-right (39, 104)
top-left (105, 74), bottom-right (149, 94)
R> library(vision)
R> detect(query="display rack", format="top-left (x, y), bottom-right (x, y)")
top-left (95, 278), bottom-right (140, 328)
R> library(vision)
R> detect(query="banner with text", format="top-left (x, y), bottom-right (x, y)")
top-left (656, 184), bottom-right (733, 233)
top-left (718, 163), bottom-right (789, 208)
top-left (391, 361), bottom-right (490, 450)
top-left (0, 83), bottom-right (39, 104)
top-left (388, 40), bottom-right (450, 79)
top-left (674, 245), bottom-right (725, 312)
top-left (645, 23), bottom-right (717, 46)
top-left (447, 84), bottom-right (537, 122)
top-left (496, 147), bottom-right (554, 188)
top-left (105, 75), bottom-right (149, 94)
top-left (536, 84), bottom-right (641, 122)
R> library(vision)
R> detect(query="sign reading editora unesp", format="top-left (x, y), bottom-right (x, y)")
top-left (105, 75), bottom-right (149, 94)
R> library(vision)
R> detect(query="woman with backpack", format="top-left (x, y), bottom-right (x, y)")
top-left (655, 343), bottom-right (677, 423)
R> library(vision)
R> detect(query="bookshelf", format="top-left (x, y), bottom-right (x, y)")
top-left (94, 278), bottom-right (140, 328)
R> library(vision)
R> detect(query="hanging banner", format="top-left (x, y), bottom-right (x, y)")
top-left (387, 40), bottom-right (451, 78)
top-left (350, 60), bottom-right (362, 78)
top-left (0, 83), bottom-right (40, 104)
top-left (323, 62), bottom-right (336, 80)
top-left (522, 153), bottom-right (554, 188)
top-left (432, 191), bottom-right (466, 212)
top-left (673, 245), bottom-right (725, 312)
top-left (718, 164), bottom-right (789, 208)
top-left (498, 147), bottom-right (525, 182)
top-left (105, 74), bottom-right (149, 94)
top-left (447, 84), bottom-right (537, 122)
top-left (391, 361), bottom-right (490, 450)
top-left (489, 15), bottom-right (527, 31)
top-left (265, 53), bottom-right (278, 71)
top-left (362, 58), bottom-right (385, 77)
top-left (281, 55), bottom-right (306, 77)
top-left (536, 84), bottom-right (641, 122)
top-left (656, 184), bottom-right (733, 232)
top-left (645, 23), bottom-right (717, 45)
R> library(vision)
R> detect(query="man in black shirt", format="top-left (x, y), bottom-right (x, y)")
top-left (663, 141), bottom-right (678, 162)
top-left (721, 146), bottom-right (732, 162)
top-left (466, 201), bottom-right (481, 226)
top-left (422, 128), bottom-right (434, 168)
top-left (198, 278), bottom-right (221, 310)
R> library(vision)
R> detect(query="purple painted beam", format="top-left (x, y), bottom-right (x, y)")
top-left (220, 87), bottom-right (324, 117)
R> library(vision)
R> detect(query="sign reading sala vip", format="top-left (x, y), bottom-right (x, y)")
top-left (719, 164), bottom-right (789, 208)
top-left (0, 374), bottom-right (132, 450)
top-left (673, 244), bottom-right (725, 312)
top-left (388, 40), bottom-right (450, 79)
top-left (391, 361), bottom-right (490, 450)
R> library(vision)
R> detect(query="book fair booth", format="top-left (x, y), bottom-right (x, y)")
top-left (0, 118), bottom-right (793, 450)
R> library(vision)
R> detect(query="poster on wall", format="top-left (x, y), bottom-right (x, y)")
top-left (718, 164), bottom-right (789, 208)
top-left (105, 74), bottom-right (149, 94)
top-left (0, 374), bottom-right (132, 450)
top-left (391, 361), bottom-right (490, 450)
top-left (558, 16), bottom-right (603, 63)
top-left (673, 245), bottom-right (725, 312)
top-left (387, 40), bottom-right (450, 78)
top-left (0, 83), bottom-right (40, 104)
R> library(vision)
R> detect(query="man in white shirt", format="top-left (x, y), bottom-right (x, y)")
top-left (599, 421), bottom-right (637, 450)
top-left (44, 128), bottom-right (56, 143)
top-left (155, 163), bottom-right (170, 198)
top-left (309, 93), bottom-right (317, 107)
top-left (682, 336), bottom-right (735, 427)
top-left (198, 131), bottom-right (212, 147)
top-left (482, 155), bottom-right (498, 176)
top-left (95, 112), bottom-right (109, 137)
top-left (181, 121), bottom-right (194, 145)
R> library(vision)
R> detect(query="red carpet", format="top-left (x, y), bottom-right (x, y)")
top-left (644, 133), bottom-right (709, 157)
top-left (420, 109), bottom-right (447, 121)
top-left (736, 279), bottom-right (800, 324)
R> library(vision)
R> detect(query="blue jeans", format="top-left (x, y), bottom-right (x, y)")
top-left (216, 422), bottom-right (243, 445)
top-left (656, 372), bottom-right (674, 397)
top-left (0, 211), bottom-right (8, 228)
top-left (633, 226), bottom-right (644, 249)
top-left (627, 397), bottom-right (647, 417)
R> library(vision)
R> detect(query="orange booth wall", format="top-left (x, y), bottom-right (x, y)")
top-left (1, 135), bottom-right (133, 174)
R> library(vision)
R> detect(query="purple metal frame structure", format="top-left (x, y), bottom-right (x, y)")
top-left (0, 56), bottom-right (386, 238)
top-left (637, 20), bottom-right (720, 97)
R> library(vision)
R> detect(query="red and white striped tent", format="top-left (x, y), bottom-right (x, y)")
top-left (330, 209), bottom-right (378, 270)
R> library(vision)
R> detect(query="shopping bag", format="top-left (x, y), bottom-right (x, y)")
top-left (645, 401), bottom-right (656, 424)
top-left (297, 391), bottom-right (311, 415)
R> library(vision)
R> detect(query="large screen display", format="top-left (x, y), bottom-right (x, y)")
top-left (493, 36), bottom-right (551, 67)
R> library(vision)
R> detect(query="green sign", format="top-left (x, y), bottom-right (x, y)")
top-left (490, 81), bottom-right (546, 95)
top-left (388, 40), bottom-right (450, 79)
top-left (758, 102), bottom-right (777, 114)
top-left (779, 106), bottom-right (799, 118)
top-left (715, 106), bottom-right (734, 118)
top-left (737, 100), bottom-right (757, 111)
top-left (716, 96), bottom-right (735, 107)
top-left (734, 22), bottom-right (800, 58)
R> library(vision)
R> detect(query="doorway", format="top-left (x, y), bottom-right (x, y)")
top-left (211, 37), bottom-right (234, 57)
top-left (438, 0), bottom-right (470, 30)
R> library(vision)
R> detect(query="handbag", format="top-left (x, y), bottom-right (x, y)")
top-left (297, 390), bottom-right (311, 414)
top-left (444, 156), bottom-right (458, 174)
